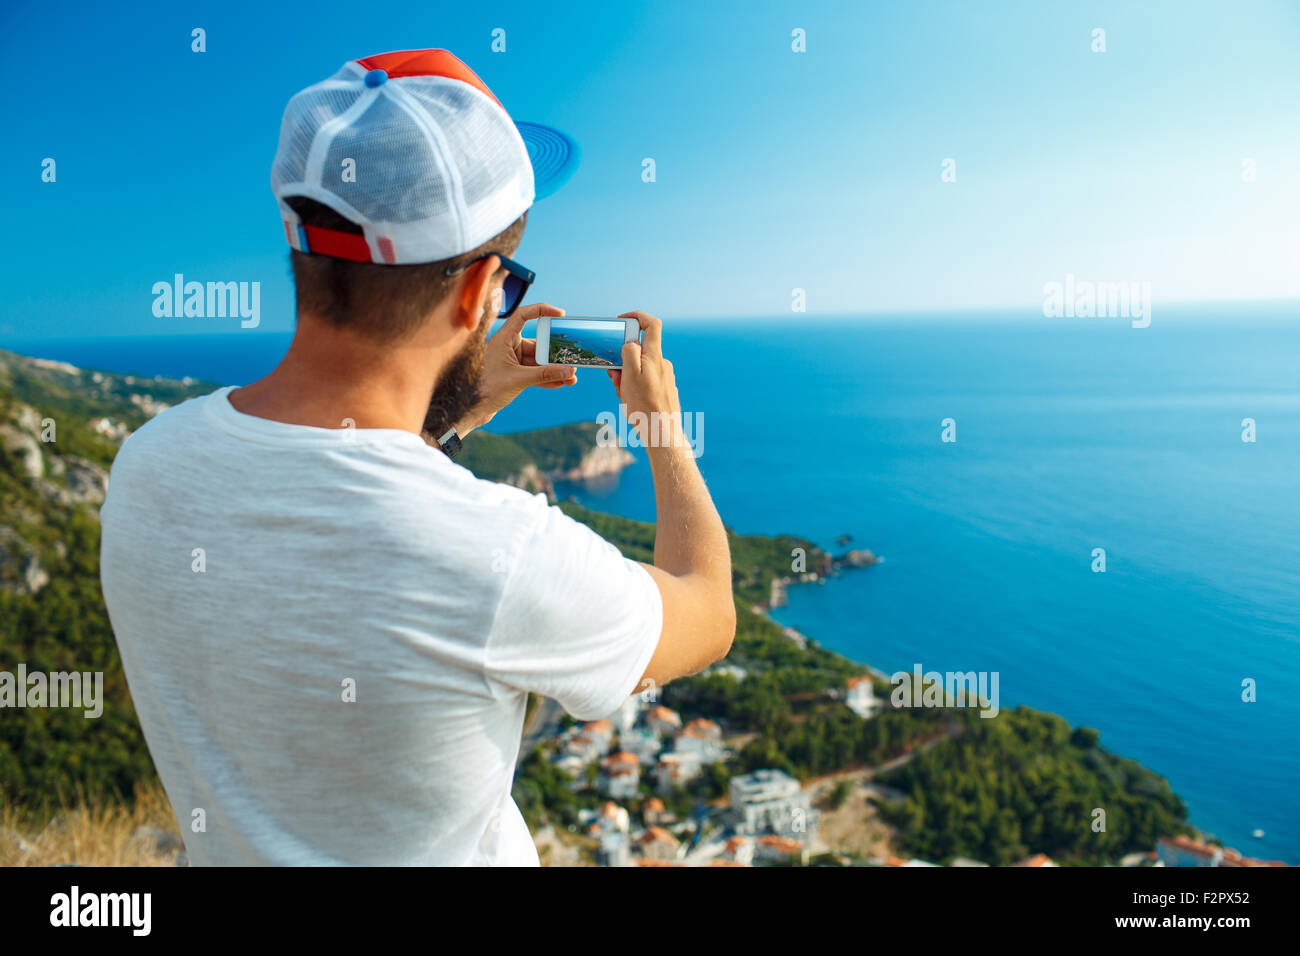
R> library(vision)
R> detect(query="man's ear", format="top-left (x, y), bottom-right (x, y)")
top-left (455, 255), bottom-right (500, 332)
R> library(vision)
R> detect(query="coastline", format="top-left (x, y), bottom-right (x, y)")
top-left (757, 553), bottom-right (890, 681)
top-left (761, 564), bottom-right (1289, 866)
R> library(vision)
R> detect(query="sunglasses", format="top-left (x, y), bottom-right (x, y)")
top-left (443, 252), bottom-right (534, 318)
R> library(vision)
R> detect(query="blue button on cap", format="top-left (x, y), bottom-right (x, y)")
top-left (364, 69), bottom-right (388, 88)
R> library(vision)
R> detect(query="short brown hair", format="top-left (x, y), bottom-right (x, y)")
top-left (285, 196), bottom-right (527, 341)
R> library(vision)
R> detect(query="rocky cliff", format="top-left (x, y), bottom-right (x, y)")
top-left (0, 349), bottom-right (179, 596)
top-left (456, 420), bottom-right (634, 497)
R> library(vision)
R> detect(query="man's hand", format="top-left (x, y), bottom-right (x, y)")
top-left (606, 310), bottom-right (686, 452)
top-left (456, 302), bottom-right (577, 435)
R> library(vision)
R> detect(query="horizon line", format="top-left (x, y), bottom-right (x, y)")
top-left (3, 295), bottom-right (1297, 344)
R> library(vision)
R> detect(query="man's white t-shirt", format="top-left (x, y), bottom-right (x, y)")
top-left (99, 387), bottom-right (662, 866)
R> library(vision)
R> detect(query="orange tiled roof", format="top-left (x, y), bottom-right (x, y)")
top-left (1159, 835), bottom-right (1218, 859)
top-left (847, 675), bottom-right (873, 688)
top-left (1013, 853), bottom-right (1054, 867)
top-left (641, 826), bottom-right (678, 845)
top-left (1158, 836), bottom-right (1287, 866)
top-left (1217, 844), bottom-right (1289, 867)
top-left (647, 705), bottom-right (681, 723)
top-left (644, 797), bottom-right (665, 812)
top-left (758, 835), bottom-right (802, 854)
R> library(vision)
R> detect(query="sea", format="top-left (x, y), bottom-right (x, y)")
top-left (6, 300), bottom-right (1298, 863)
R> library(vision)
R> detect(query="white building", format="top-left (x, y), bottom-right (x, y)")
top-left (723, 836), bottom-right (755, 865)
top-left (600, 752), bottom-right (641, 800)
top-left (597, 828), bottom-right (630, 867)
top-left (729, 769), bottom-right (819, 844)
top-left (1157, 836), bottom-right (1222, 867)
top-left (672, 718), bottom-right (725, 763)
top-left (618, 728), bottom-right (662, 763)
top-left (845, 675), bottom-right (879, 718)
top-left (580, 719), bottom-right (615, 754)
top-left (655, 751), bottom-right (702, 793)
top-left (646, 705), bottom-right (683, 739)
top-left (642, 797), bottom-right (672, 827)
top-left (550, 752), bottom-right (587, 788)
top-left (589, 802), bottom-right (631, 867)
top-left (562, 733), bottom-right (602, 765)
top-left (639, 826), bottom-right (680, 862)
top-left (593, 801), bottom-right (629, 832)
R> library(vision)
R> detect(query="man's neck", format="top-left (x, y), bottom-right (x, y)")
top-left (228, 314), bottom-right (448, 433)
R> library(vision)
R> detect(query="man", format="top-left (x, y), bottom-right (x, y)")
top-left (99, 49), bottom-right (734, 865)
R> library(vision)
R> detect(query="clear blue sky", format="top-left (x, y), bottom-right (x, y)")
top-left (1, 0), bottom-right (1297, 338)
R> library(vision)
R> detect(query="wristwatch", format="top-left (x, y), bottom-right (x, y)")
top-left (436, 426), bottom-right (463, 459)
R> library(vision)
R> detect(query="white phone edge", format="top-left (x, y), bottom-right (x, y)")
top-left (535, 316), bottom-right (641, 370)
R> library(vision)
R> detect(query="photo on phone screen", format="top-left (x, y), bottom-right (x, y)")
top-left (546, 319), bottom-right (632, 368)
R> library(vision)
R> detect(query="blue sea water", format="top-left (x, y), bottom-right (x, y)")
top-left (7, 301), bottom-right (1299, 863)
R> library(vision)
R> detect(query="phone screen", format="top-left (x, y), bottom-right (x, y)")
top-left (546, 318), bottom-right (631, 368)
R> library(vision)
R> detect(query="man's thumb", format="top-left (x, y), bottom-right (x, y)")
top-left (531, 363), bottom-right (575, 384)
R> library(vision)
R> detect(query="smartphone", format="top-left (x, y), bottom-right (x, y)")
top-left (535, 316), bottom-right (641, 369)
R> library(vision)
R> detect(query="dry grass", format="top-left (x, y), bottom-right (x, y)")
top-left (807, 770), bottom-right (895, 860)
top-left (0, 780), bottom-right (184, 867)
top-left (534, 824), bottom-right (595, 866)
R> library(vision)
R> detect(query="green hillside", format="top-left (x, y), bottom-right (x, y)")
top-left (454, 430), bottom-right (536, 482)
top-left (0, 351), bottom-right (211, 809)
top-left (457, 420), bottom-right (611, 483)
top-left (876, 709), bottom-right (1190, 866)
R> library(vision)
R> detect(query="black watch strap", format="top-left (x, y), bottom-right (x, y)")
top-left (436, 426), bottom-right (463, 459)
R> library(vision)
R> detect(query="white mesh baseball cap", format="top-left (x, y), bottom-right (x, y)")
top-left (271, 48), bottom-right (579, 265)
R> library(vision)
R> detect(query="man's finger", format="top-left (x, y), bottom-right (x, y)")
top-left (620, 341), bottom-right (643, 376)
top-left (519, 338), bottom-right (539, 365)
top-left (490, 303), bottom-right (564, 345)
top-left (514, 302), bottom-right (566, 322)
top-left (619, 310), bottom-right (662, 358)
top-left (528, 363), bottom-right (575, 386)
top-left (491, 308), bottom-right (528, 345)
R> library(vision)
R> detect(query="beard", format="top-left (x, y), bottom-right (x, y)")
top-left (422, 319), bottom-right (489, 441)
